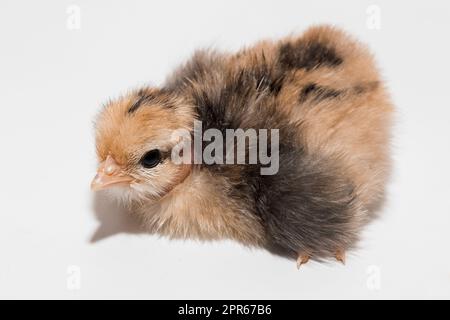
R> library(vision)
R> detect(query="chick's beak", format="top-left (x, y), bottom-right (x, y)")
top-left (91, 155), bottom-right (134, 191)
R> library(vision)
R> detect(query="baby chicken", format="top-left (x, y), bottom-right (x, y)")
top-left (91, 25), bottom-right (393, 267)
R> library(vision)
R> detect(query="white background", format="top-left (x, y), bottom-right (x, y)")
top-left (1, 0), bottom-right (449, 299)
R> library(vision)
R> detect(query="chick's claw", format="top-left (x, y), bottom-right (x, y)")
top-left (296, 254), bottom-right (310, 269)
top-left (335, 249), bottom-right (346, 265)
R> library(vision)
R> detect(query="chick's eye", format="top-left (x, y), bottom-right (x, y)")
top-left (140, 149), bottom-right (161, 168)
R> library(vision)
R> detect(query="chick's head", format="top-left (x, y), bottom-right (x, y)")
top-left (91, 88), bottom-right (194, 202)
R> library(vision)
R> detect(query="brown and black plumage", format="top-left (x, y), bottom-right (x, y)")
top-left (91, 25), bottom-right (393, 267)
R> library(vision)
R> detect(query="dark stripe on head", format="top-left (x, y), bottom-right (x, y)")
top-left (299, 81), bottom-right (380, 104)
top-left (353, 81), bottom-right (379, 94)
top-left (299, 83), bottom-right (341, 103)
top-left (127, 88), bottom-right (173, 114)
top-left (128, 89), bottom-right (157, 114)
top-left (279, 41), bottom-right (343, 71)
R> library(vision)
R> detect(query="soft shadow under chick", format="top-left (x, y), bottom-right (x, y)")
top-left (91, 25), bottom-right (393, 267)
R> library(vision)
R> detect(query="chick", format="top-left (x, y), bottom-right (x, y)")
top-left (91, 25), bottom-right (393, 267)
